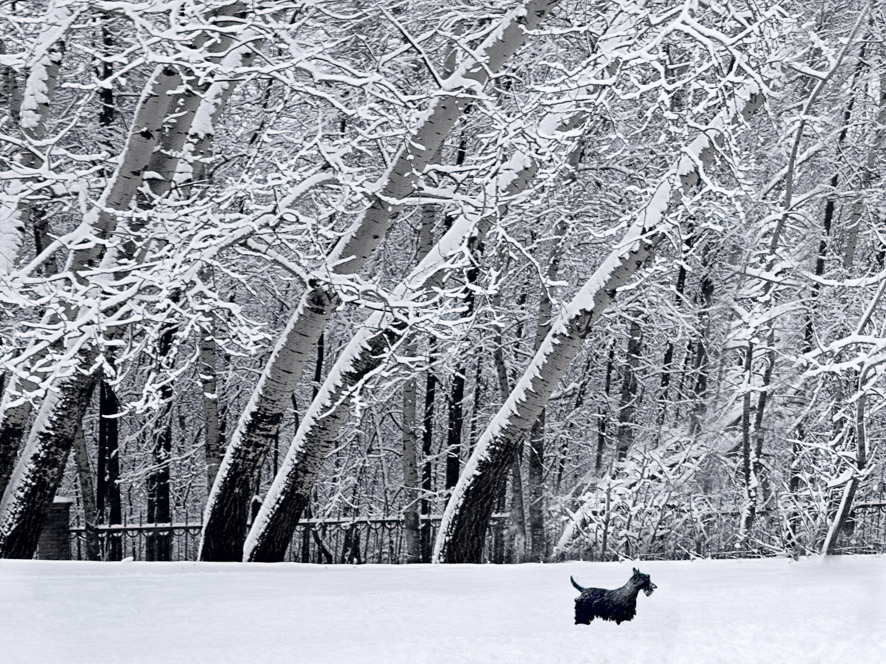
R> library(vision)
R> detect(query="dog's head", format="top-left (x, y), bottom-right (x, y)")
top-left (631, 567), bottom-right (657, 597)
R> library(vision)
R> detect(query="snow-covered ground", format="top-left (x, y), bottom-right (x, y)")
top-left (1, 556), bottom-right (883, 663)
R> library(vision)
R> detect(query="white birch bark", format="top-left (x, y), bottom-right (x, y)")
top-left (435, 78), bottom-right (766, 563)
top-left (201, 0), bottom-right (562, 561)
top-left (0, 3), bottom-right (78, 276)
top-left (0, 6), bottom-right (76, 493)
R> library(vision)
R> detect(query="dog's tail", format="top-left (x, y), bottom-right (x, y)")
top-left (570, 576), bottom-right (585, 592)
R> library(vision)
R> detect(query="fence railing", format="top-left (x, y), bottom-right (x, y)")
top-left (65, 499), bottom-right (886, 563)
top-left (67, 513), bottom-right (513, 563)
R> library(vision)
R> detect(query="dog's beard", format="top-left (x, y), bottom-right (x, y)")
top-left (643, 584), bottom-right (657, 597)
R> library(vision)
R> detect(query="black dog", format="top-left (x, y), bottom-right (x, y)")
top-left (571, 568), bottom-right (657, 625)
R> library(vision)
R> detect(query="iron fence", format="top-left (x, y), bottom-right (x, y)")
top-left (66, 494), bottom-right (886, 563)
top-left (68, 513), bottom-right (513, 563)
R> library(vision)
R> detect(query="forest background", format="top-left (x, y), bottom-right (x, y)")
top-left (0, 0), bottom-right (884, 565)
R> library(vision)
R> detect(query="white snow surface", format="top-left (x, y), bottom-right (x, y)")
top-left (1, 557), bottom-right (883, 663)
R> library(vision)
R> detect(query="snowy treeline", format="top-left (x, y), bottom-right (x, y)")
top-left (0, 0), bottom-right (884, 563)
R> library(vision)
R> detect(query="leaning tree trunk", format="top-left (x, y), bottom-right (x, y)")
top-left (0, 6), bottom-right (76, 494)
top-left (433, 78), bottom-right (766, 563)
top-left (201, 0), bottom-right (562, 562)
top-left (0, 349), bottom-right (98, 558)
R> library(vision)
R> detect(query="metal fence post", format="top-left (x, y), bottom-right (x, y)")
top-left (37, 497), bottom-right (74, 560)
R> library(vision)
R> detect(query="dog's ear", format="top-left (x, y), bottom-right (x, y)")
top-left (633, 567), bottom-right (638, 574)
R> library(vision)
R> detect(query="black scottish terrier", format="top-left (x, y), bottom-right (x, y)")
top-left (571, 568), bottom-right (657, 625)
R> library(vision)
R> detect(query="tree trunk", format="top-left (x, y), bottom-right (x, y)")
top-left (527, 220), bottom-right (567, 561)
top-left (527, 412), bottom-right (546, 561)
top-left (615, 319), bottom-right (643, 462)
top-left (738, 341), bottom-right (756, 548)
top-left (596, 346), bottom-right (616, 473)
top-left (0, 351), bottom-right (97, 558)
top-left (823, 386), bottom-right (867, 554)
top-left (445, 368), bottom-right (467, 493)
top-left (199, 319), bottom-right (223, 491)
top-left (401, 359), bottom-right (422, 563)
top-left (146, 407), bottom-right (173, 561)
top-left (96, 380), bottom-right (122, 561)
top-left (72, 425), bottom-right (100, 561)
top-left (419, 344), bottom-right (437, 564)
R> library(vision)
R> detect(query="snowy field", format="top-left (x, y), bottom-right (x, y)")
top-left (1, 556), bottom-right (883, 663)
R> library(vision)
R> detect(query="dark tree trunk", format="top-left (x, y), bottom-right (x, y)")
top-left (401, 364), bottom-right (422, 563)
top-left (616, 319), bottom-right (643, 462)
top-left (419, 341), bottom-right (437, 562)
top-left (96, 380), bottom-right (122, 560)
top-left (445, 368), bottom-right (466, 491)
top-left (72, 424), bottom-right (100, 561)
top-left (146, 325), bottom-right (175, 561)
top-left (527, 411), bottom-right (546, 561)
top-left (146, 409), bottom-right (172, 561)
top-left (596, 345), bottom-right (615, 473)
top-left (739, 342), bottom-right (755, 547)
